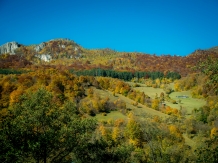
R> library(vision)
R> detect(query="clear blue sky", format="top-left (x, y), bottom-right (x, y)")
top-left (0, 0), bottom-right (218, 56)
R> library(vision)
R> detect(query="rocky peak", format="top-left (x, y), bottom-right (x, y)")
top-left (0, 42), bottom-right (20, 54)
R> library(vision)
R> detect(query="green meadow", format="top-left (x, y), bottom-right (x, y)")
top-left (130, 82), bottom-right (206, 115)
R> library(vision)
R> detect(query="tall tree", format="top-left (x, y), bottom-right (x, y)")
top-left (1, 89), bottom-right (97, 163)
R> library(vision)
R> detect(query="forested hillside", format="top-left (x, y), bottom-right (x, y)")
top-left (1, 39), bottom-right (218, 162)
top-left (1, 39), bottom-right (218, 77)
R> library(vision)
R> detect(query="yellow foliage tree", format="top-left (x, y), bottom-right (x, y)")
top-left (174, 81), bottom-right (180, 91)
top-left (169, 125), bottom-right (183, 139)
top-left (211, 127), bottom-right (218, 138)
top-left (152, 99), bottom-right (160, 110)
top-left (10, 88), bottom-right (24, 104)
top-left (112, 127), bottom-right (121, 142)
top-left (125, 117), bottom-right (144, 147)
top-left (114, 118), bottom-right (125, 127)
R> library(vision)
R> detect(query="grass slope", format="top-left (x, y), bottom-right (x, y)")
top-left (129, 82), bottom-right (206, 115)
top-left (95, 111), bottom-right (127, 121)
top-left (169, 91), bottom-right (206, 114)
top-left (94, 87), bottom-right (197, 148)
top-left (94, 88), bottom-right (168, 119)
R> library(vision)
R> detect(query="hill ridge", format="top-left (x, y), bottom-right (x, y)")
top-left (0, 39), bottom-right (218, 77)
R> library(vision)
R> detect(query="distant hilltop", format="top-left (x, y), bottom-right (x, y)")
top-left (1, 38), bottom-right (218, 56)
top-left (0, 38), bottom-right (81, 62)
top-left (0, 38), bottom-right (74, 55)
top-left (0, 38), bottom-right (218, 77)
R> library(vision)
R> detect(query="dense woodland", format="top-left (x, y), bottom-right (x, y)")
top-left (72, 68), bottom-right (181, 81)
top-left (1, 39), bottom-right (218, 162)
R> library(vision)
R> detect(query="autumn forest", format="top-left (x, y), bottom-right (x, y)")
top-left (1, 39), bottom-right (218, 163)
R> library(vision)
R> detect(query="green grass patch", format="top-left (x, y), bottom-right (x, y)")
top-left (130, 83), bottom-right (165, 99)
top-left (168, 91), bottom-right (206, 114)
top-left (129, 82), bottom-right (206, 115)
top-left (95, 111), bottom-right (127, 121)
top-left (93, 87), bottom-right (168, 118)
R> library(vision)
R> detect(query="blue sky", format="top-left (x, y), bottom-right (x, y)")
top-left (0, 0), bottom-right (218, 56)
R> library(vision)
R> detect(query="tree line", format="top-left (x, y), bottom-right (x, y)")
top-left (0, 69), bottom-right (27, 75)
top-left (71, 68), bottom-right (181, 81)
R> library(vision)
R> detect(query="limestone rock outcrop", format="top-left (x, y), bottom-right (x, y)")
top-left (35, 54), bottom-right (52, 62)
top-left (34, 42), bottom-right (46, 52)
top-left (0, 42), bottom-right (20, 54)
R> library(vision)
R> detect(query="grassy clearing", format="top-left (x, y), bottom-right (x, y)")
top-left (133, 85), bottom-right (164, 99)
top-left (168, 91), bottom-right (206, 114)
top-left (129, 82), bottom-right (206, 115)
top-left (95, 111), bottom-right (127, 121)
top-left (94, 88), bottom-right (168, 119)
top-left (128, 82), bottom-right (165, 101)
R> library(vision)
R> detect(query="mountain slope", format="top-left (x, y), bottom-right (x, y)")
top-left (0, 39), bottom-right (218, 77)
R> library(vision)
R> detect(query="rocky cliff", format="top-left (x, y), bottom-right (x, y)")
top-left (0, 42), bottom-right (20, 54)
top-left (34, 42), bottom-right (46, 52)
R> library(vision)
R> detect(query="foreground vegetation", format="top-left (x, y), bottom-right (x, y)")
top-left (0, 63), bottom-right (217, 162)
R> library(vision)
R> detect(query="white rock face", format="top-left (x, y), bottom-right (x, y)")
top-left (59, 44), bottom-right (66, 48)
top-left (35, 54), bottom-right (52, 62)
top-left (34, 42), bottom-right (46, 52)
top-left (0, 42), bottom-right (19, 54)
